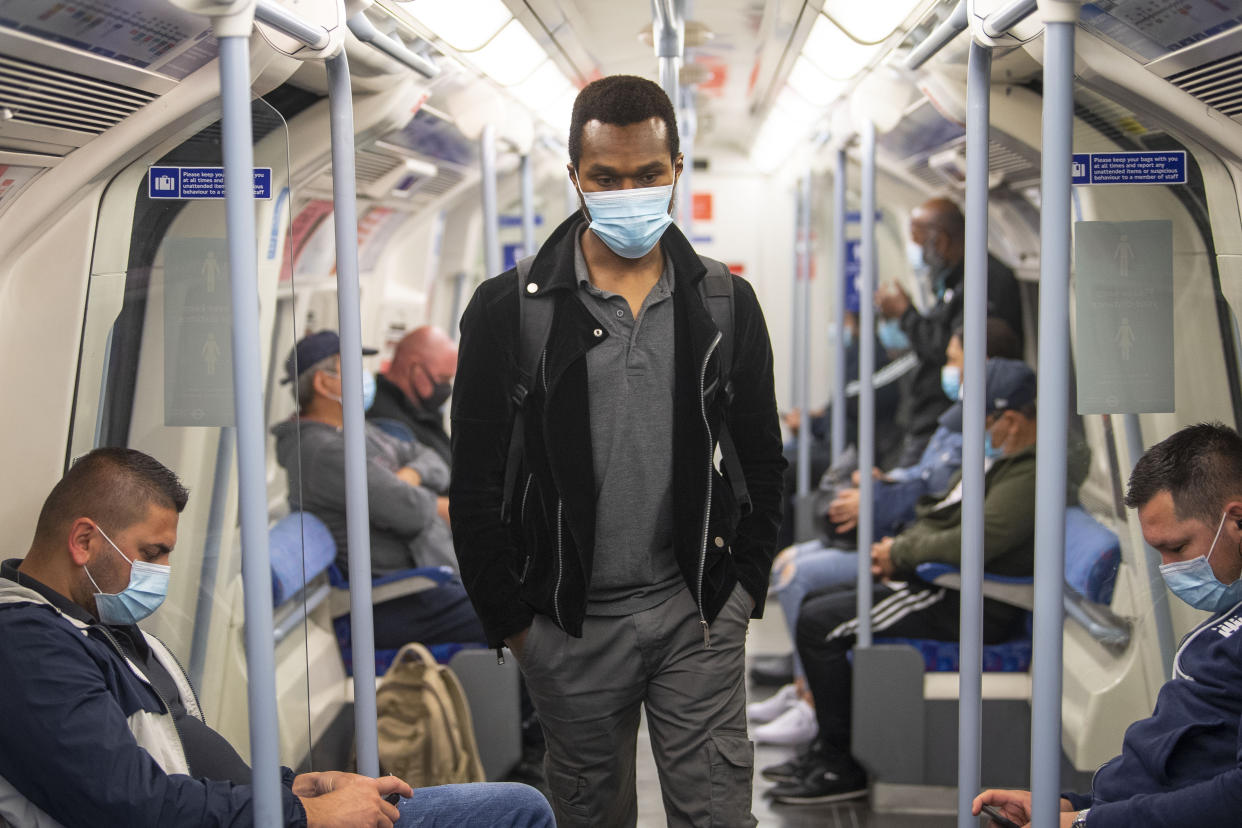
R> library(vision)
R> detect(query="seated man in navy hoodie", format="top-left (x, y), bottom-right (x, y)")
top-left (976, 422), bottom-right (1242, 828)
top-left (0, 447), bottom-right (553, 828)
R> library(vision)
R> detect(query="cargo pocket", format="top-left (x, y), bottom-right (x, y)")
top-left (707, 728), bottom-right (756, 827)
top-left (545, 761), bottom-right (592, 824)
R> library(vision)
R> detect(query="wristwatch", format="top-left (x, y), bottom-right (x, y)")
top-left (1071, 808), bottom-right (1090, 827)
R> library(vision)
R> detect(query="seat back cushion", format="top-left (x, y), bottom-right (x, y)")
top-left (269, 511), bottom-right (338, 605)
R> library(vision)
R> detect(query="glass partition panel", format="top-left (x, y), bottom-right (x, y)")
top-left (71, 94), bottom-right (341, 772)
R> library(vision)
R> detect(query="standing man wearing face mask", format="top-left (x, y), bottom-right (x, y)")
top-left (976, 422), bottom-right (1242, 828)
top-left (875, 198), bottom-right (1025, 467)
top-left (370, 326), bottom-right (458, 467)
top-left (450, 75), bottom-right (785, 827)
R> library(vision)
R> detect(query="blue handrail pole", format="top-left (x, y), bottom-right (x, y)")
top-left (958, 37), bottom-right (992, 828)
top-left (1031, 4), bottom-right (1080, 827)
top-left (481, 124), bottom-right (502, 278)
top-left (218, 27), bottom-right (283, 826)
top-left (831, 147), bottom-right (848, 464)
top-left (326, 51), bottom-right (381, 777)
top-left (856, 121), bottom-right (877, 645)
top-left (796, 169), bottom-right (813, 499)
top-left (520, 154), bottom-right (537, 258)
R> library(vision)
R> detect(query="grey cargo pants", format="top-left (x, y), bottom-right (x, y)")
top-left (516, 584), bottom-right (756, 828)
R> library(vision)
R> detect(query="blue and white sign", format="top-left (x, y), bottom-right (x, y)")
top-left (149, 166), bottom-right (273, 199)
top-left (1070, 151), bottom-right (1186, 186)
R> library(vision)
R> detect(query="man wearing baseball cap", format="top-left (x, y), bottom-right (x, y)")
top-left (272, 331), bottom-right (483, 651)
top-left (767, 357), bottom-right (1089, 804)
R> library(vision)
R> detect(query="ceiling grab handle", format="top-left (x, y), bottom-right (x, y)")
top-left (1031, 3), bottom-right (1082, 828)
top-left (905, 0), bottom-right (968, 71)
top-left (347, 12), bottom-right (440, 79)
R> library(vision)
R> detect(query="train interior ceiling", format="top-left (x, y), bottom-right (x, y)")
top-left (2, 0), bottom-right (1242, 821)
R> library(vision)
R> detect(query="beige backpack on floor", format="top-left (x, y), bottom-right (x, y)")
top-left (375, 642), bottom-right (486, 788)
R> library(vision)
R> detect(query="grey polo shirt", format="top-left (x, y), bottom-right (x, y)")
top-left (574, 232), bottom-right (683, 615)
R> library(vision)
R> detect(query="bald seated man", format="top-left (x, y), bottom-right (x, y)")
top-left (0, 447), bottom-right (554, 828)
top-left (875, 197), bottom-right (1024, 466)
top-left (370, 326), bottom-right (458, 466)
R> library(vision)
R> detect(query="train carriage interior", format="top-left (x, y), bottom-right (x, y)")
top-left (2, 0), bottom-right (1242, 825)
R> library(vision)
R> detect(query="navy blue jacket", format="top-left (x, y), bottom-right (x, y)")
top-left (0, 573), bottom-right (306, 827)
top-left (1069, 602), bottom-right (1242, 826)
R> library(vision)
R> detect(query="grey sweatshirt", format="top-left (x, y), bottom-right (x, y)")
top-left (271, 418), bottom-right (455, 577)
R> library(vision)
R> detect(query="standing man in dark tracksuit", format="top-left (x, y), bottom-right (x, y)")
top-left (450, 75), bottom-right (785, 827)
top-left (876, 197), bottom-right (1024, 466)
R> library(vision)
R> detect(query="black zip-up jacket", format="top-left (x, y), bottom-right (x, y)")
top-left (450, 215), bottom-right (786, 647)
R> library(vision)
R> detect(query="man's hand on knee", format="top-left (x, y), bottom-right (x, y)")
top-left (298, 773), bottom-right (412, 828)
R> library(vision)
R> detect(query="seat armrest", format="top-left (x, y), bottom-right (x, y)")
top-left (329, 565), bottom-right (457, 618)
top-left (915, 563), bottom-right (1035, 611)
top-left (1063, 586), bottom-right (1130, 651)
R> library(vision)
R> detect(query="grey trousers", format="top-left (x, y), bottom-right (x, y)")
top-left (516, 584), bottom-right (756, 828)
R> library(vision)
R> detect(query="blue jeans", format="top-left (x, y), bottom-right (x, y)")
top-left (397, 783), bottom-right (554, 827)
top-left (772, 540), bottom-right (859, 679)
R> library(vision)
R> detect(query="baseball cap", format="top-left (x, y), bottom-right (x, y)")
top-left (282, 330), bottom-right (377, 385)
top-left (938, 358), bottom-right (1036, 433)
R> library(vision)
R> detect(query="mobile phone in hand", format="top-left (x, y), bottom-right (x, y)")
top-left (979, 804), bottom-right (1022, 828)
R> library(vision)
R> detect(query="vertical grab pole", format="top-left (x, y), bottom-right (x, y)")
top-left (856, 121), bottom-right (877, 646)
top-left (481, 124), bottom-right (502, 279)
top-left (831, 147), bottom-right (848, 464)
top-left (794, 170), bottom-right (814, 540)
top-left (1031, 4), bottom-right (1080, 827)
top-left (520, 154), bottom-right (537, 258)
top-left (958, 38), bottom-right (992, 828)
top-left (218, 30), bottom-right (283, 826)
top-left (326, 52), bottom-right (381, 777)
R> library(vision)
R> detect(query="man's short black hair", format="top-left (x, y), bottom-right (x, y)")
top-left (1125, 422), bottom-right (1242, 524)
top-left (34, 448), bottom-right (189, 545)
top-left (951, 317), bottom-right (1022, 361)
top-left (568, 75), bottom-right (679, 170)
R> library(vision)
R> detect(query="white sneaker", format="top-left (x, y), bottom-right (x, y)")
top-left (752, 699), bottom-right (818, 745)
top-left (747, 683), bottom-right (800, 724)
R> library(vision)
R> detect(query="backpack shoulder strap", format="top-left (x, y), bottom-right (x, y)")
top-left (696, 257), bottom-right (751, 515)
top-left (502, 256), bottom-right (553, 523)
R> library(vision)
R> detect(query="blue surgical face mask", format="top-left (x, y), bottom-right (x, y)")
top-left (906, 240), bottom-right (926, 272)
top-left (877, 319), bottom-right (910, 352)
top-left (83, 524), bottom-right (170, 625)
top-left (842, 326), bottom-right (854, 350)
top-left (983, 418), bottom-right (1005, 460)
top-left (941, 365), bottom-right (961, 401)
top-left (1160, 512), bottom-right (1242, 613)
top-left (362, 371), bottom-right (377, 412)
top-left (574, 171), bottom-right (674, 259)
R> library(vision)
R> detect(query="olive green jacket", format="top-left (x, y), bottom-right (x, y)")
top-left (888, 442), bottom-right (1089, 578)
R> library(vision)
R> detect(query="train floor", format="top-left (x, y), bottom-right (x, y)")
top-left (633, 609), bottom-right (958, 827)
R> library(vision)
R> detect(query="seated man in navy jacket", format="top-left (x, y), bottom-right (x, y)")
top-left (0, 447), bottom-right (553, 828)
top-left (976, 422), bottom-right (1242, 828)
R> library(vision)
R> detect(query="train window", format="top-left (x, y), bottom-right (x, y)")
top-left (68, 95), bottom-right (328, 768)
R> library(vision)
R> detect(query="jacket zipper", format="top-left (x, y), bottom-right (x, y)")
top-left (519, 474), bottom-right (534, 583)
top-left (540, 349), bottom-right (565, 630)
top-left (149, 630), bottom-right (204, 724)
top-left (95, 625), bottom-right (190, 769)
top-left (696, 331), bottom-right (723, 649)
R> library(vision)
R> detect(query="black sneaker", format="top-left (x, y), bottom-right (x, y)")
top-left (749, 652), bottom-right (795, 687)
top-left (760, 744), bottom-right (818, 784)
top-left (769, 755), bottom-right (868, 805)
